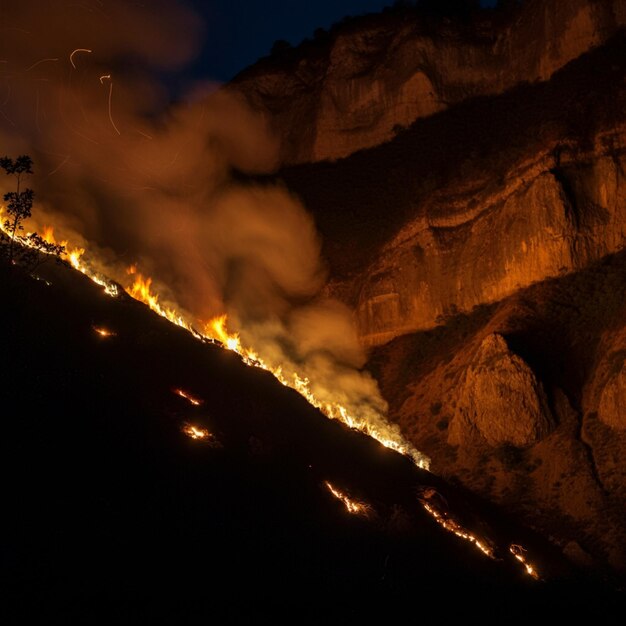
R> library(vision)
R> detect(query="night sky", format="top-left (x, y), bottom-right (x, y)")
top-left (185, 0), bottom-right (499, 83)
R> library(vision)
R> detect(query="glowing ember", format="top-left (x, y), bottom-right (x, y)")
top-left (510, 544), bottom-right (540, 579)
top-left (325, 481), bottom-right (370, 516)
top-left (93, 326), bottom-right (116, 338)
top-left (182, 423), bottom-right (211, 440)
top-left (173, 388), bottom-right (203, 406)
top-left (418, 488), bottom-right (494, 559)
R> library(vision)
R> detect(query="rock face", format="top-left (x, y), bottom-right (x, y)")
top-left (597, 366), bottom-right (626, 431)
top-left (232, 0), bottom-right (626, 164)
top-left (355, 143), bottom-right (626, 345)
top-left (449, 334), bottom-right (554, 446)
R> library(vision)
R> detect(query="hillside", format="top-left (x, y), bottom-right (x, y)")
top-left (4, 259), bottom-right (617, 622)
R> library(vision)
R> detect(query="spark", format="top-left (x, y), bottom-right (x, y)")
top-left (173, 388), bottom-right (203, 406)
top-left (69, 48), bottom-right (92, 70)
top-left (325, 481), bottom-right (370, 516)
top-left (100, 74), bottom-right (120, 135)
top-left (46, 155), bottom-right (70, 177)
top-left (0, 109), bottom-right (16, 127)
top-left (134, 128), bottom-right (153, 140)
top-left (25, 58), bottom-right (58, 72)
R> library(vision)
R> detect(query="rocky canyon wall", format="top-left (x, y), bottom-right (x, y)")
top-left (356, 132), bottom-right (626, 345)
top-left (233, 0), bottom-right (625, 164)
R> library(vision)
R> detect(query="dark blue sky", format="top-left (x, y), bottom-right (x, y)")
top-left (185, 0), bottom-right (498, 83)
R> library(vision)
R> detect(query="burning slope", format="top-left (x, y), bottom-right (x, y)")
top-left (1, 218), bottom-right (544, 575)
top-left (0, 252), bottom-right (616, 623)
top-left (6, 255), bottom-right (600, 623)
top-left (1, 217), bottom-right (429, 470)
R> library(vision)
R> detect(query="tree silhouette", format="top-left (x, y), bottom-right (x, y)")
top-left (1, 155), bottom-right (64, 269)
top-left (2, 155), bottom-right (34, 264)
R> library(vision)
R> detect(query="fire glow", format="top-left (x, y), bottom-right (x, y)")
top-left (2, 205), bottom-right (539, 578)
top-left (325, 481), bottom-right (370, 516)
top-left (420, 501), bottom-right (495, 559)
top-left (510, 544), bottom-right (540, 580)
top-left (0, 219), bottom-right (430, 471)
top-left (173, 388), bottom-right (203, 406)
top-left (201, 315), bottom-right (429, 470)
top-left (182, 423), bottom-right (211, 441)
top-left (93, 326), bottom-right (116, 338)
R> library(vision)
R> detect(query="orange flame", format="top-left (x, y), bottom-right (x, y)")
top-left (325, 481), bottom-right (370, 516)
top-left (92, 326), bottom-right (116, 338)
top-left (201, 315), bottom-right (430, 470)
top-left (182, 423), bottom-right (211, 440)
top-left (173, 388), bottom-right (203, 406)
top-left (1, 214), bottom-right (429, 471)
top-left (421, 501), bottom-right (494, 558)
top-left (125, 266), bottom-right (189, 329)
top-left (510, 544), bottom-right (540, 579)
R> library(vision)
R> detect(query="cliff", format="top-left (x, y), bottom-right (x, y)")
top-left (281, 31), bottom-right (626, 347)
top-left (233, 0), bottom-right (626, 164)
top-left (367, 250), bottom-right (626, 575)
top-left (256, 2), bottom-right (626, 579)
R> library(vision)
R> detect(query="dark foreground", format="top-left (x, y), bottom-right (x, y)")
top-left (1, 261), bottom-right (622, 624)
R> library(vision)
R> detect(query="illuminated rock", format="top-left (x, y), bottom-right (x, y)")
top-left (233, 0), bottom-right (625, 164)
top-left (449, 333), bottom-right (554, 446)
top-left (598, 364), bottom-right (626, 430)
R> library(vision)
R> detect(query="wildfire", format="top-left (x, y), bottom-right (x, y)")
top-left (0, 219), bottom-right (120, 297)
top-left (93, 326), bottom-right (116, 338)
top-left (325, 481), bottom-right (370, 516)
top-left (182, 423), bottom-right (211, 440)
top-left (421, 502), bottom-right (494, 558)
top-left (125, 265), bottom-right (189, 329)
top-left (1, 217), bottom-right (430, 472)
top-left (173, 388), bottom-right (203, 406)
top-left (201, 316), bottom-right (430, 470)
top-left (510, 544), bottom-right (540, 579)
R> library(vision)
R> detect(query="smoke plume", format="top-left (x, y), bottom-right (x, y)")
top-left (1, 1), bottom-right (423, 463)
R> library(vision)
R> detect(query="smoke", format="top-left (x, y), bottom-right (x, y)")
top-left (0, 0), bottom-right (411, 455)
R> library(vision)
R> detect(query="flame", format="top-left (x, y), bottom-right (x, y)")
top-left (510, 544), bottom-right (540, 579)
top-left (93, 326), bottom-right (115, 337)
top-left (125, 266), bottom-right (189, 329)
top-left (421, 502), bottom-right (494, 558)
top-left (419, 494), bottom-right (494, 559)
top-left (201, 315), bottom-right (430, 470)
top-left (173, 388), bottom-right (202, 406)
top-left (1, 216), bottom-right (429, 471)
top-left (325, 481), bottom-right (370, 516)
top-left (2, 212), bottom-right (545, 579)
top-left (0, 219), bottom-right (120, 296)
top-left (182, 423), bottom-right (211, 440)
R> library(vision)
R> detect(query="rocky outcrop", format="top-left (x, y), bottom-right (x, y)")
top-left (232, 0), bottom-right (626, 164)
top-left (598, 366), bottom-right (626, 430)
top-left (355, 140), bottom-right (626, 345)
top-left (449, 334), bottom-right (554, 446)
